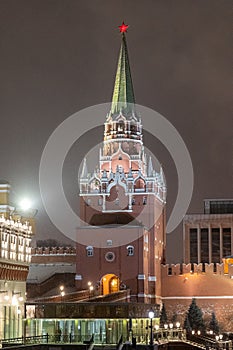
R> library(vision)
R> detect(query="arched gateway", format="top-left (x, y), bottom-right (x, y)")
top-left (101, 274), bottom-right (120, 295)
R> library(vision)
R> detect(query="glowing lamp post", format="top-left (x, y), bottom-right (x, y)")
top-left (17, 197), bottom-right (38, 219)
top-left (169, 323), bottom-right (174, 339)
top-left (148, 310), bottom-right (154, 348)
top-left (59, 285), bottom-right (65, 302)
top-left (19, 198), bottom-right (32, 211)
top-left (154, 324), bottom-right (159, 342)
top-left (88, 282), bottom-right (94, 298)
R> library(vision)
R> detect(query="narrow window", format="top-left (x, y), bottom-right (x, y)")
top-left (127, 245), bottom-right (134, 256)
top-left (86, 246), bottom-right (93, 257)
top-left (107, 240), bottom-right (112, 247)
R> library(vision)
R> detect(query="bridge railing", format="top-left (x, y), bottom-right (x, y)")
top-left (1, 333), bottom-right (95, 347)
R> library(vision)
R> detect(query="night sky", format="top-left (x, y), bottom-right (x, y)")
top-left (0, 1), bottom-right (231, 262)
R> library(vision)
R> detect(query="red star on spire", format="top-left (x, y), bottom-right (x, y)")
top-left (119, 22), bottom-right (129, 33)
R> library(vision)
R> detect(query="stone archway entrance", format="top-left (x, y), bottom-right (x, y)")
top-left (101, 274), bottom-right (120, 295)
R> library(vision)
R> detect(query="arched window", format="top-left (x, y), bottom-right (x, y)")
top-left (86, 246), bottom-right (94, 257)
top-left (107, 240), bottom-right (112, 246)
top-left (127, 245), bottom-right (134, 256)
top-left (134, 178), bottom-right (145, 192)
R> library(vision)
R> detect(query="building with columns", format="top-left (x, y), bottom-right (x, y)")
top-left (183, 199), bottom-right (233, 264)
top-left (0, 180), bottom-right (33, 339)
top-left (76, 25), bottom-right (166, 304)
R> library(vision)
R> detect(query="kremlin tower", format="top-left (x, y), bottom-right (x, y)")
top-left (76, 23), bottom-right (166, 304)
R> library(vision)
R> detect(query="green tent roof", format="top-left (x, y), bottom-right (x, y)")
top-left (110, 33), bottom-right (136, 117)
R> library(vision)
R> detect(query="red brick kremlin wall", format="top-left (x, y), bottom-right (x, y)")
top-left (161, 263), bottom-right (233, 331)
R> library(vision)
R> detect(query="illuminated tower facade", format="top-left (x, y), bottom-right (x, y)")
top-left (76, 24), bottom-right (166, 304)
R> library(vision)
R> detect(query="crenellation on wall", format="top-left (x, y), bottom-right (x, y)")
top-left (182, 263), bottom-right (192, 274)
top-left (161, 261), bottom-right (233, 330)
top-left (30, 247), bottom-right (76, 265)
top-left (162, 263), bottom-right (227, 277)
top-left (31, 246), bottom-right (76, 255)
top-left (170, 264), bottom-right (181, 275)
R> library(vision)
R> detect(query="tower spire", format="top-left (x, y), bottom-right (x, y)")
top-left (80, 158), bottom-right (88, 179)
top-left (110, 22), bottom-right (135, 117)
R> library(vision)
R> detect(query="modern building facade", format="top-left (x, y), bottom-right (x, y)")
top-left (76, 26), bottom-right (166, 304)
top-left (183, 199), bottom-right (233, 264)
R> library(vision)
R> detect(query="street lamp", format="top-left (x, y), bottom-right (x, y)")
top-left (19, 198), bottom-right (32, 211)
top-left (89, 285), bottom-right (94, 298)
top-left (87, 282), bottom-right (94, 298)
top-left (163, 324), bottom-right (168, 340)
top-left (148, 309), bottom-right (154, 348)
top-left (59, 285), bottom-right (65, 302)
top-left (154, 324), bottom-right (159, 343)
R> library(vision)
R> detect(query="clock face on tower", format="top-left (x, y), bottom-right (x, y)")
top-left (105, 252), bottom-right (115, 262)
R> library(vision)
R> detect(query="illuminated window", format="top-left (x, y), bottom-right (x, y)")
top-left (86, 246), bottom-right (94, 257)
top-left (2, 233), bottom-right (7, 242)
top-left (10, 235), bottom-right (16, 244)
top-left (127, 245), bottom-right (134, 256)
top-left (107, 240), bottom-right (112, 246)
top-left (10, 252), bottom-right (16, 260)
